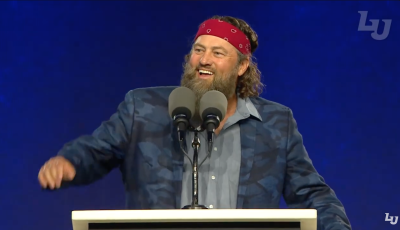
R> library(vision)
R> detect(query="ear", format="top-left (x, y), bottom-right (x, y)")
top-left (237, 56), bottom-right (249, 77)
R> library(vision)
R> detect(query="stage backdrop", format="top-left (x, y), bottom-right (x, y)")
top-left (1, 1), bottom-right (399, 230)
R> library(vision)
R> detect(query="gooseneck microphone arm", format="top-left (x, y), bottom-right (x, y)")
top-left (190, 131), bottom-right (201, 207)
top-left (181, 129), bottom-right (208, 209)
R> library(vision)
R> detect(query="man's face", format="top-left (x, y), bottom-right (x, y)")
top-left (181, 35), bottom-right (241, 103)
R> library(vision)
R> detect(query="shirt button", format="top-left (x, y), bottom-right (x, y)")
top-left (211, 175), bottom-right (215, 180)
top-left (214, 147), bottom-right (217, 151)
top-left (209, 205), bottom-right (214, 208)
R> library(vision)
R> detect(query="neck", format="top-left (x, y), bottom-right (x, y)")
top-left (226, 93), bottom-right (238, 118)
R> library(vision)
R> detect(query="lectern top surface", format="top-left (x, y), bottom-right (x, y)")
top-left (72, 209), bottom-right (317, 230)
top-left (73, 209), bottom-right (316, 221)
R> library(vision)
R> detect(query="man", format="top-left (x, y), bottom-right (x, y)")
top-left (38, 16), bottom-right (352, 230)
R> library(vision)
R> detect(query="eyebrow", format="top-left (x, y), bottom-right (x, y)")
top-left (193, 43), bottom-right (229, 53)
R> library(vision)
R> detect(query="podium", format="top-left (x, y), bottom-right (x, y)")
top-left (71, 209), bottom-right (317, 230)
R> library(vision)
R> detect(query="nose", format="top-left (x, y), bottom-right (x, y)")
top-left (199, 50), bottom-right (213, 66)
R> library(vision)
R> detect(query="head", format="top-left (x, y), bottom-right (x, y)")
top-left (181, 15), bottom-right (264, 107)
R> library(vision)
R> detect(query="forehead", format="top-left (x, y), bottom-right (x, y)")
top-left (194, 35), bottom-right (236, 51)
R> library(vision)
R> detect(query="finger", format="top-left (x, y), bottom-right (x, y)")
top-left (55, 164), bottom-right (63, 188)
top-left (44, 166), bottom-right (56, 189)
top-left (50, 163), bottom-right (58, 182)
top-left (64, 166), bottom-right (75, 181)
top-left (38, 167), bottom-right (48, 188)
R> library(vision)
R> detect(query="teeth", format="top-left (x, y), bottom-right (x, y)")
top-left (199, 70), bottom-right (213, 75)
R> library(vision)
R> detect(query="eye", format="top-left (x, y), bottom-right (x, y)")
top-left (194, 48), bottom-right (203, 53)
top-left (214, 51), bottom-right (224, 56)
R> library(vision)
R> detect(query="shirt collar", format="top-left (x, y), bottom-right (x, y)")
top-left (236, 96), bottom-right (262, 121)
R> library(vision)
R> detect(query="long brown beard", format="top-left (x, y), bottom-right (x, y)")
top-left (180, 61), bottom-right (239, 119)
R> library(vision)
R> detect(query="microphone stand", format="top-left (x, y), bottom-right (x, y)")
top-left (181, 128), bottom-right (208, 209)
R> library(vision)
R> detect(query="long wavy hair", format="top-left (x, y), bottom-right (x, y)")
top-left (184, 15), bottom-right (265, 98)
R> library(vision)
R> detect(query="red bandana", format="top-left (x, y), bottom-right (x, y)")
top-left (194, 19), bottom-right (251, 55)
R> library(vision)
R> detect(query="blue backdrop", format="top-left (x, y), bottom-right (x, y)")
top-left (1, 1), bottom-right (399, 230)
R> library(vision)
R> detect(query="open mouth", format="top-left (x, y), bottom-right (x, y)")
top-left (198, 69), bottom-right (214, 79)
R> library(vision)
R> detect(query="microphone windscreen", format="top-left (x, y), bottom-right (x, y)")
top-left (199, 90), bottom-right (228, 121)
top-left (168, 87), bottom-right (196, 119)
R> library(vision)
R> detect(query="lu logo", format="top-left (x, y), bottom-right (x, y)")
top-left (385, 213), bottom-right (398, 225)
top-left (358, 11), bottom-right (392, 40)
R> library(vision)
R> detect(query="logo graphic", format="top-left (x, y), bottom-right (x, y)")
top-left (358, 11), bottom-right (392, 40)
top-left (385, 213), bottom-right (398, 225)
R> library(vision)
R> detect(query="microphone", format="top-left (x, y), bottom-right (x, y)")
top-left (168, 87), bottom-right (196, 141)
top-left (169, 87), bottom-right (203, 209)
top-left (199, 90), bottom-right (228, 152)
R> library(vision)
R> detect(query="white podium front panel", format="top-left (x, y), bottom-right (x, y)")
top-left (72, 209), bottom-right (317, 230)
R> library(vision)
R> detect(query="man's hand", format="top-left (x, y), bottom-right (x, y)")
top-left (38, 156), bottom-right (76, 189)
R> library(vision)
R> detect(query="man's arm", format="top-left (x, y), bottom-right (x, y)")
top-left (57, 90), bottom-right (135, 187)
top-left (282, 109), bottom-right (351, 230)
